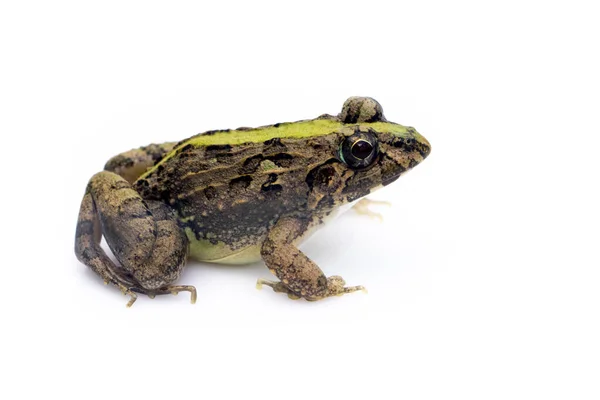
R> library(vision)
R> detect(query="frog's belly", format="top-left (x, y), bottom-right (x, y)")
top-left (185, 201), bottom-right (357, 265)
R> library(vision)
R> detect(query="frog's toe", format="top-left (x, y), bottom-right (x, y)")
top-left (256, 278), bottom-right (290, 294)
top-left (305, 276), bottom-right (367, 300)
top-left (256, 278), bottom-right (302, 300)
top-left (352, 198), bottom-right (391, 222)
top-left (166, 285), bottom-right (197, 304)
top-left (118, 285), bottom-right (138, 308)
top-left (343, 285), bottom-right (368, 295)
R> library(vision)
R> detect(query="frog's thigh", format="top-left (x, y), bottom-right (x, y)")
top-left (75, 171), bottom-right (191, 303)
top-left (104, 142), bottom-right (176, 183)
top-left (75, 189), bottom-right (139, 305)
top-left (259, 216), bottom-right (364, 300)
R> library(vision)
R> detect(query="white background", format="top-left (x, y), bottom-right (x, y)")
top-left (1, 1), bottom-right (599, 399)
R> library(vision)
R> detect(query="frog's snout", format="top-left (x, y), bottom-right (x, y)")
top-left (418, 135), bottom-right (432, 160)
top-left (408, 128), bottom-right (431, 161)
top-left (380, 131), bottom-right (430, 186)
top-left (389, 129), bottom-right (431, 161)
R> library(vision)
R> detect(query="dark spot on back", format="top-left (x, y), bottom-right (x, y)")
top-left (261, 173), bottom-right (282, 195)
top-left (203, 129), bottom-right (231, 136)
top-left (265, 153), bottom-right (294, 168)
top-left (204, 144), bottom-right (233, 163)
top-left (206, 144), bottom-right (232, 152)
top-left (263, 137), bottom-right (288, 154)
top-left (306, 160), bottom-right (339, 189)
top-left (266, 173), bottom-right (278, 183)
top-left (179, 144), bottom-right (194, 153)
top-left (229, 175), bottom-right (253, 189)
top-left (240, 155), bottom-right (264, 174)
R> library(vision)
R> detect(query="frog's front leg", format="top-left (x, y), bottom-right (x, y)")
top-left (352, 198), bottom-right (392, 222)
top-left (258, 216), bottom-right (365, 301)
top-left (75, 171), bottom-right (195, 306)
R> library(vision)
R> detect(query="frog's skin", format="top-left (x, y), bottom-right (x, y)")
top-left (75, 97), bottom-right (431, 306)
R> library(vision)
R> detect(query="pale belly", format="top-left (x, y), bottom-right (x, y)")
top-left (186, 232), bottom-right (264, 265)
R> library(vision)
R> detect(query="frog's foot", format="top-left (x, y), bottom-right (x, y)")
top-left (256, 276), bottom-right (366, 301)
top-left (116, 283), bottom-right (138, 307)
top-left (261, 217), bottom-right (368, 302)
top-left (352, 198), bottom-right (391, 222)
top-left (135, 285), bottom-right (198, 304)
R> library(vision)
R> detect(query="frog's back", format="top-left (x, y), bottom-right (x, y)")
top-left (133, 119), bottom-right (341, 264)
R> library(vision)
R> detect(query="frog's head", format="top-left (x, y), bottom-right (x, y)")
top-left (316, 97), bottom-right (431, 205)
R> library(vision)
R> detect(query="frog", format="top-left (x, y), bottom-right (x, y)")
top-left (74, 96), bottom-right (431, 306)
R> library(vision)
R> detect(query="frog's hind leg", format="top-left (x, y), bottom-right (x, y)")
top-left (75, 189), bottom-right (140, 306)
top-left (104, 142), bottom-right (177, 183)
top-left (75, 171), bottom-right (195, 306)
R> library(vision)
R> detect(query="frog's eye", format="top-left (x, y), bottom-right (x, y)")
top-left (339, 131), bottom-right (379, 170)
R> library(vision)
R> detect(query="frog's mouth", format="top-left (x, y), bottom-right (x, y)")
top-left (382, 172), bottom-right (402, 186)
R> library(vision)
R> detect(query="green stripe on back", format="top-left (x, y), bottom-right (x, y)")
top-left (138, 119), bottom-right (409, 180)
top-left (189, 119), bottom-right (344, 146)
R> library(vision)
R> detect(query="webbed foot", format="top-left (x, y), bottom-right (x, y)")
top-left (256, 276), bottom-right (366, 301)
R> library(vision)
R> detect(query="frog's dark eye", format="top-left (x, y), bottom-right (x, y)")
top-left (339, 131), bottom-right (379, 170)
top-left (351, 140), bottom-right (373, 159)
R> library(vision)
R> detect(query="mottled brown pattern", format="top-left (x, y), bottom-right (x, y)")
top-left (135, 134), bottom-right (343, 252)
top-left (74, 97), bottom-right (431, 305)
top-left (339, 96), bottom-right (386, 123)
top-left (75, 171), bottom-right (193, 306)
